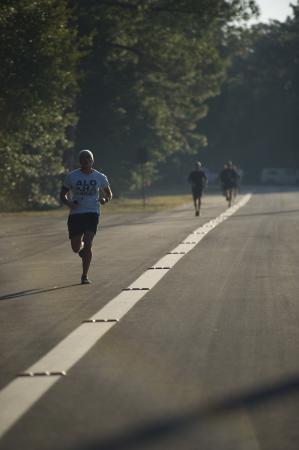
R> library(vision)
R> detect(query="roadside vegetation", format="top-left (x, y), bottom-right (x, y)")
top-left (1, 1), bottom-right (298, 211)
top-left (0, 192), bottom-right (192, 216)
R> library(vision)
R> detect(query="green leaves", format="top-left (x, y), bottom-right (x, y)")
top-left (0, 0), bottom-right (82, 209)
top-left (201, 4), bottom-right (299, 177)
top-left (0, 0), bottom-right (259, 208)
top-left (75, 0), bottom-right (258, 192)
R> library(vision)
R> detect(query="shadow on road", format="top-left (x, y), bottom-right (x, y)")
top-left (0, 283), bottom-right (81, 301)
top-left (77, 374), bottom-right (299, 450)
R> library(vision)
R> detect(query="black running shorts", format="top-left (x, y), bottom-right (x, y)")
top-left (192, 187), bottom-right (203, 199)
top-left (67, 213), bottom-right (99, 239)
top-left (223, 181), bottom-right (236, 190)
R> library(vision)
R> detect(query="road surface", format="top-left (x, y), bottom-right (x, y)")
top-left (0, 187), bottom-right (299, 450)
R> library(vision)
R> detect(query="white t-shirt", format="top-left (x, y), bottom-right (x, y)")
top-left (63, 168), bottom-right (109, 215)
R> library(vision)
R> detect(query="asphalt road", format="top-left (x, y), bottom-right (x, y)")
top-left (0, 187), bottom-right (299, 450)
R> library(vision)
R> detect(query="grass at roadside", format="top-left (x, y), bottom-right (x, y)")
top-left (0, 193), bottom-right (192, 217)
top-left (104, 194), bottom-right (191, 213)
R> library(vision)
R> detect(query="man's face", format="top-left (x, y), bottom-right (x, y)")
top-left (80, 154), bottom-right (94, 170)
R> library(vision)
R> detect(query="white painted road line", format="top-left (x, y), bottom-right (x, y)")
top-left (126, 268), bottom-right (170, 290)
top-left (0, 194), bottom-right (252, 438)
top-left (151, 253), bottom-right (185, 268)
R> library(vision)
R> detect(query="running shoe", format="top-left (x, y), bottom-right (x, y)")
top-left (81, 275), bottom-right (91, 284)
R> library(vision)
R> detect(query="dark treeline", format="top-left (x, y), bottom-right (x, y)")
top-left (200, 3), bottom-right (299, 181)
top-left (0, 0), bottom-right (298, 209)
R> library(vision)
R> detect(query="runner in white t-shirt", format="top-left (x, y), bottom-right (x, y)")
top-left (60, 149), bottom-right (112, 284)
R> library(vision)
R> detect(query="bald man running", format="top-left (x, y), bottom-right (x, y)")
top-left (60, 149), bottom-right (112, 284)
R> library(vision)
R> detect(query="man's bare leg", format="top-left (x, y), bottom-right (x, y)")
top-left (193, 198), bottom-right (197, 215)
top-left (71, 235), bottom-right (84, 253)
top-left (197, 197), bottom-right (201, 215)
top-left (194, 197), bottom-right (201, 216)
top-left (81, 231), bottom-right (95, 281)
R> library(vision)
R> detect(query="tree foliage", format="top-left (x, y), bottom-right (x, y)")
top-left (201, 2), bottom-right (299, 179)
top-left (0, 0), bottom-right (81, 209)
top-left (73, 0), bottom-right (258, 192)
top-left (0, 0), bottom-right (259, 208)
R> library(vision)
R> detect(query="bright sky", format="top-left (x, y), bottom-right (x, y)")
top-left (254, 0), bottom-right (294, 22)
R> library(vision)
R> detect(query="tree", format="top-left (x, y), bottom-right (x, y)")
top-left (0, 0), bottom-right (259, 209)
top-left (201, 1), bottom-right (299, 180)
top-left (0, 0), bottom-right (82, 209)
top-left (73, 0), bottom-right (258, 192)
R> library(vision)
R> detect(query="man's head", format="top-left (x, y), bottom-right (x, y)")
top-left (79, 149), bottom-right (94, 171)
top-left (195, 161), bottom-right (202, 170)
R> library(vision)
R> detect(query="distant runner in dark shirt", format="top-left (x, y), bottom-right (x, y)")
top-left (219, 161), bottom-right (240, 206)
top-left (188, 161), bottom-right (207, 216)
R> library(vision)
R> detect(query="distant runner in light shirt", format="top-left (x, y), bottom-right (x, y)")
top-left (60, 149), bottom-right (112, 284)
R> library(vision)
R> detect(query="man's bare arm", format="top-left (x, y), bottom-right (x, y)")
top-left (60, 186), bottom-right (78, 210)
top-left (99, 186), bottom-right (113, 204)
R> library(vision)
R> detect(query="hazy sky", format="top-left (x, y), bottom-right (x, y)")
top-left (255, 0), bottom-right (294, 22)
